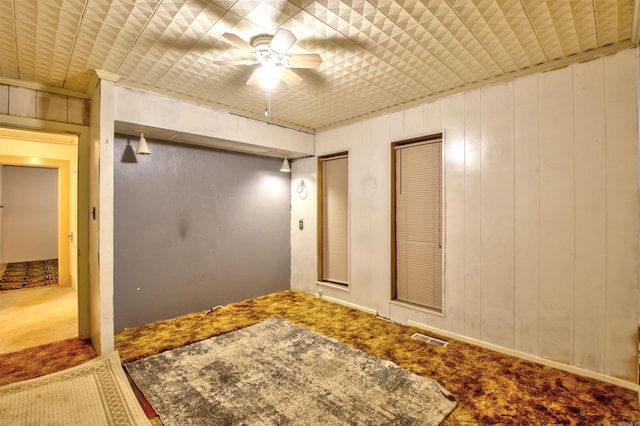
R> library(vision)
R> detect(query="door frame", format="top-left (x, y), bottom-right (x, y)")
top-left (0, 126), bottom-right (88, 338)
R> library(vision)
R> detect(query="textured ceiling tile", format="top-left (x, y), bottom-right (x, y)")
top-left (325, 0), bottom-right (370, 34)
top-left (330, 50), bottom-right (385, 80)
top-left (15, 21), bottom-right (75, 86)
top-left (316, 33), bottom-right (361, 65)
top-left (615, 0), bottom-right (633, 39)
top-left (0, 19), bottom-right (19, 78)
top-left (155, 0), bottom-right (191, 21)
top-left (321, 63), bottom-right (360, 85)
top-left (0, 0), bottom-right (636, 131)
top-left (286, 10), bottom-right (334, 50)
top-left (42, 0), bottom-right (86, 15)
top-left (121, 0), bottom-right (163, 11)
top-left (69, 38), bottom-right (128, 73)
top-left (363, 6), bottom-right (406, 41)
top-left (304, 1), bottom-right (341, 32)
top-left (142, 12), bottom-right (177, 39)
top-left (409, 19), bottom-right (497, 81)
top-left (521, 0), bottom-right (564, 60)
top-left (77, 17), bottom-right (139, 52)
top-left (0, 1), bottom-right (14, 18)
top-left (185, 78), bottom-right (232, 100)
top-left (173, 52), bottom-right (223, 77)
top-left (391, 56), bottom-right (437, 90)
top-left (371, 30), bottom-right (422, 65)
top-left (84, 0), bottom-right (139, 30)
top-left (14, 0), bottom-right (81, 36)
top-left (449, 2), bottom-right (521, 73)
top-left (497, 7), bottom-right (546, 66)
top-left (230, 0), bottom-right (301, 31)
top-left (378, 0), bottom-right (434, 29)
top-left (340, 15), bottom-right (381, 48)
top-left (594, 0), bottom-right (632, 45)
top-left (127, 57), bottom-right (173, 84)
top-left (569, 7), bottom-right (598, 51)
top-left (362, 64), bottom-right (427, 93)
top-left (154, 67), bottom-right (207, 94)
top-left (186, 2), bottom-right (228, 33)
top-left (547, 0), bottom-right (582, 56)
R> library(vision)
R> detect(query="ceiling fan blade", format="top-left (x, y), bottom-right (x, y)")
top-left (285, 53), bottom-right (322, 69)
top-left (222, 33), bottom-right (254, 51)
top-left (213, 59), bottom-right (256, 66)
top-left (246, 69), bottom-right (260, 86)
top-left (280, 68), bottom-right (303, 87)
top-left (270, 28), bottom-right (297, 54)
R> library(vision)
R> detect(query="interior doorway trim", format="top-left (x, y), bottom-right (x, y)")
top-left (0, 126), bottom-right (85, 339)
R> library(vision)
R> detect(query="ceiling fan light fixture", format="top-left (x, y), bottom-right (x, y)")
top-left (256, 61), bottom-right (281, 90)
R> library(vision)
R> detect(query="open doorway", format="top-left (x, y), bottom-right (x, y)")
top-left (0, 128), bottom-right (79, 354)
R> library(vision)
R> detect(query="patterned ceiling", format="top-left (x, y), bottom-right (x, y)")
top-left (0, 0), bottom-right (638, 132)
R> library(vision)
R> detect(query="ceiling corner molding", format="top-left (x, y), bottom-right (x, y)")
top-left (94, 69), bottom-right (122, 83)
top-left (86, 69), bottom-right (122, 98)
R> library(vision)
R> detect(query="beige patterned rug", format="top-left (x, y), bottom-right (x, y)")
top-left (126, 316), bottom-right (457, 425)
top-left (0, 351), bottom-right (150, 425)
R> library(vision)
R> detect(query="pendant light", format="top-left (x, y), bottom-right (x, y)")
top-left (280, 158), bottom-right (290, 172)
top-left (136, 133), bottom-right (151, 155)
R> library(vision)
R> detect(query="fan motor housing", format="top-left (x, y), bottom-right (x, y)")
top-left (250, 34), bottom-right (274, 51)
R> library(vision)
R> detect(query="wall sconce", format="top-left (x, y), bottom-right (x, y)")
top-left (280, 157), bottom-right (290, 173)
top-left (136, 133), bottom-right (151, 155)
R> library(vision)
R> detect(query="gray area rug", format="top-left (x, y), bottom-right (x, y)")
top-left (126, 316), bottom-right (457, 425)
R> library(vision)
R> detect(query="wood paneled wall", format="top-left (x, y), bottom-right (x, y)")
top-left (0, 84), bottom-right (89, 125)
top-left (299, 48), bottom-right (639, 383)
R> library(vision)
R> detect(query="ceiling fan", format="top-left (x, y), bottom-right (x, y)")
top-left (213, 28), bottom-right (322, 90)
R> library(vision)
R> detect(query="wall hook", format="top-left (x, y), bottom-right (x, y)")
top-left (297, 180), bottom-right (308, 200)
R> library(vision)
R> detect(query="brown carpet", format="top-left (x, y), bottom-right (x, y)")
top-left (0, 259), bottom-right (58, 291)
top-left (0, 337), bottom-right (96, 386)
top-left (0, 290), bottom-right (638, 425)
top-left (115, 290), bottom-right (640, 425)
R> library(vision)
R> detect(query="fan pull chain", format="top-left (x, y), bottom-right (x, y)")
top-left (264, 88), bottom-right (272, 120)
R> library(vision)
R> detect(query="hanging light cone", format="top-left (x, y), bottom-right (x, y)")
top-left (136, 133), bottom-right (151, 155)
top-left (280, 158), bottom-right (290, 172)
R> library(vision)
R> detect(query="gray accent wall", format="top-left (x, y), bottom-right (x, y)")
top-left (114, 135), bottom-right (290, 331)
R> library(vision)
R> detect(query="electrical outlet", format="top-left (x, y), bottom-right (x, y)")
top-left (299, 219), bottom-right (304, 230)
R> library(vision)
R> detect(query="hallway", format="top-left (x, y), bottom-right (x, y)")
top-left (0, 285), bottom-right (77, 354)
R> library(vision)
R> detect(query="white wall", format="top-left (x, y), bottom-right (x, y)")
top-left (2, 166), bottom-right (58, 263)
top-left (291, 48), bottom-right (639, 384)
top-left (88, 74), bottom-right (116, 354)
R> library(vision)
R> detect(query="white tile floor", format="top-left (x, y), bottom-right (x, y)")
top-left (0, 285), bottom-right (77, 354)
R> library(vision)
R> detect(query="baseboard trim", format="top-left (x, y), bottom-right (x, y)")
top-left (322, 295), bottom-right (378, 316)
top-left (407, 320), bottom-right (639, 392)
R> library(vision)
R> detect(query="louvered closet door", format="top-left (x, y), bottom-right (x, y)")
top-left (322, 156), bottom-right (348, 284)
top-left (395, 141), bottom-right (442, 310)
